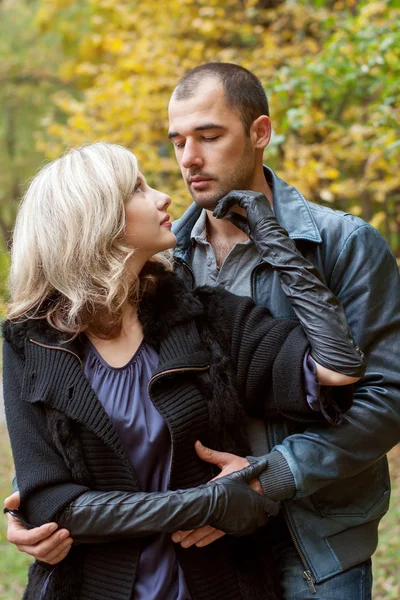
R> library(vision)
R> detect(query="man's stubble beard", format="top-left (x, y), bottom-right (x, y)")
top-left (187, 143), bottom-right (256, 210)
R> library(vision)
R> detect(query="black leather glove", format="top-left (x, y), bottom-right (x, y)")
top-left (57, 456), bottom-right (278, 543)
top-left (213, 190), bottom-right (366, 377)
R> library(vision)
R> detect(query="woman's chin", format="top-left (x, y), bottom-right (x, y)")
top-left (157, 231), bottom-right (177, 252)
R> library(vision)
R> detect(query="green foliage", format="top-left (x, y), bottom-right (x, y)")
top-left (0, 0), bottom-right (67, 244)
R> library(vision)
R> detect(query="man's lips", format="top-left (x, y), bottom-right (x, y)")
top-left (189, 177), bottom-right (214, 190)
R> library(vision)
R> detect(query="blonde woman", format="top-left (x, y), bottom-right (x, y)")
top-left (3, 143), bottom-right (365, 600)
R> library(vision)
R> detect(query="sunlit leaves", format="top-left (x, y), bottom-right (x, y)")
top-left (33, 0), bottom-right (400, 245)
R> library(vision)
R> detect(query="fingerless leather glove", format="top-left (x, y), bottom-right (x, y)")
top-left (57, 456), bottom-right (278, 543)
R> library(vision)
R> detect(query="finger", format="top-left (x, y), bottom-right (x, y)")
top-left (16, 529), bottom-right (72, 561)
top-left (38, 537), bottom-right (73, 565)
top-left (44, 542), bottom-right (73, 565)
top-left (196, 529), bottom-right (225, 548)
top-left (194, 440), bottom-right (228, 468)
top-left (251, 456), bottom-right (269, 479)
top-left (7, 517), bottom-right (59, 545)
top-left (213, 195), bottom-right (237, 219)
top-left (240, 456), bottom-right (269, 484)
top-left (224, 212), bottom-right (249, 234)
top-left (178, 526), bottom-right (217, 548)
top-left (4, 492), bottom-right (21, 510)
top-left (171, 529), bottom-right (194, 543)
top-left (249, 477), bottom-right (263, 495)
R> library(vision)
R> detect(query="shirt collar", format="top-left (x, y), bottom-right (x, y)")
top-left (174, 166), bottom-right (322, 260)
top-left (190, 208), bottom-right (208, 243)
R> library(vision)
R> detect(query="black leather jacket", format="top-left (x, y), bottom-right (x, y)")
top-left (172, 166), bottom-right (400, 584)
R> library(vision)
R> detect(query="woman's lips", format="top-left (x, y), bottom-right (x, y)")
top-left (160, 216), bottom-right (172, 227)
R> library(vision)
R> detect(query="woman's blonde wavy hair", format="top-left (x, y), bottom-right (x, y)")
top-left (8, 142), bottom-right (173, 336)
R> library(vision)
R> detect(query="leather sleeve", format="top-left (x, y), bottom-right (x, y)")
top-left (57, 458), bottom-right (275, 542)
top-left (273, 224), bottom-right (400, 496)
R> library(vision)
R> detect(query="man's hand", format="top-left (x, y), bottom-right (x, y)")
top-left (172, 441), bottom-right (262, 549)
top-left (5, 492), bottom-right (73, 565)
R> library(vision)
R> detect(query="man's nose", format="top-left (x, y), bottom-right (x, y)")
top-left (181, 141), bottom-right (203, 170)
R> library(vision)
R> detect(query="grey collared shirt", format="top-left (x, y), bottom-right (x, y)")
top-left (190, 209), bottom-right (260, 297)
top-left (189, 208), bottom-right (320, 463)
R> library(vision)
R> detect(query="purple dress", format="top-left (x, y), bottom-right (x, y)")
top-left (81, 337), bottom-right (321, 600)
top-left (83, 339), bottom-right (192, 600)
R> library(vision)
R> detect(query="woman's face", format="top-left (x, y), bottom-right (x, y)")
top-left (124, 172), bottom-right (176, 257)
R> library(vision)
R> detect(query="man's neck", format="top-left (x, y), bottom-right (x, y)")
top-left (205, 172), bottom-right (273, 246)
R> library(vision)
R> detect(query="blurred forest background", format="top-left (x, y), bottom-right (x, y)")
top-left (0, 0), bottom-right (399, 598)
top-left (1, 0), bottom-right (400, 300)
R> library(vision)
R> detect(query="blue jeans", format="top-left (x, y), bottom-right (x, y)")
top-left (273, 539), bottom-right (372, 600)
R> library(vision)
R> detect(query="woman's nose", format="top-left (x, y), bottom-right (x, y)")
top-left (156, 192), bottom-right (171, 211)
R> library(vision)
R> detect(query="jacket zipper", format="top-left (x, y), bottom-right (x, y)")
top-left (29, 338), bottom-right (82, 367)
top-left (281, 504), bottom-right (317, 594)
top-left (179, 259), bottom-right (196, 289)
top-left (264, 427), bottom-right (317, 595)
top-left (148, 365), bottom-right (210, 489)
top-left (251, 263), bottom-right (316, 590)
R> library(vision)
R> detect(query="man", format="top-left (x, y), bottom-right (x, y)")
top-left (5, 63), bottom-right (400, 599)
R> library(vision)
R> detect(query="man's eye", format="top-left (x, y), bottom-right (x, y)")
top-left (203, 136), bottom-right (219, 142)
top-left (175, 141), bottom-right (185, 149)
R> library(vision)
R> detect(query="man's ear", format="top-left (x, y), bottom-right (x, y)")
top-left (250, 115), bottom-right (271, 150)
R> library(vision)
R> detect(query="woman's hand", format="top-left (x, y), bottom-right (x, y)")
top-left (172, 441), bottom-right (263, 549)
top-left (4, 492), bottom-right (73, 565)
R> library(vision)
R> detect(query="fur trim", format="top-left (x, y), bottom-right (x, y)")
top-left (138, 269), bottom-right (204, 349)
top-left (3, 269), bottom-right (203, 354)
top-left (2, 318), bottom-right (81, 356)
top-left (46, 408), bottom-right (92, 486)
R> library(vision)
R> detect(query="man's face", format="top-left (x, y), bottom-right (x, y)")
top-left (168, 78), bottom-right (256, 209)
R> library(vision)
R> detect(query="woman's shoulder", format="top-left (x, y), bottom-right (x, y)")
top-left (2, 317), bottom-right (65, 356)
top-left (2, 318), bottom-right (34, 355)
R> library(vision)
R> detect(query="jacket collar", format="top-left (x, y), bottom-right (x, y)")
top-left (265, 166), bottom-right (322, 243)
top-left (2, 270), bottom-right (208, 460)
top-left (172, 165), bottom-right (322, 259)
top-left (2, 268), bottom-right (205, 363)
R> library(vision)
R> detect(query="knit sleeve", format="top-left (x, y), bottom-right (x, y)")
top-left (196, 286), bottom-right (352, 423)
top-left (3, 340), bottom-right (90, 526)
top-left (232, 307), bottom-right (318, 422)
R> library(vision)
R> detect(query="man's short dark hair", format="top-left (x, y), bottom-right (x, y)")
top-left (173, 63), bottom-right (269, 135)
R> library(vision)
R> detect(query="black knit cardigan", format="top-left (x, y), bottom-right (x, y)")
top-left (3, 271), bottom-right (316, 600)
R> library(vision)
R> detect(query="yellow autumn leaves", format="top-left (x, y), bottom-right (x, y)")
top-left (18, 1), bottom-right (400, 248)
